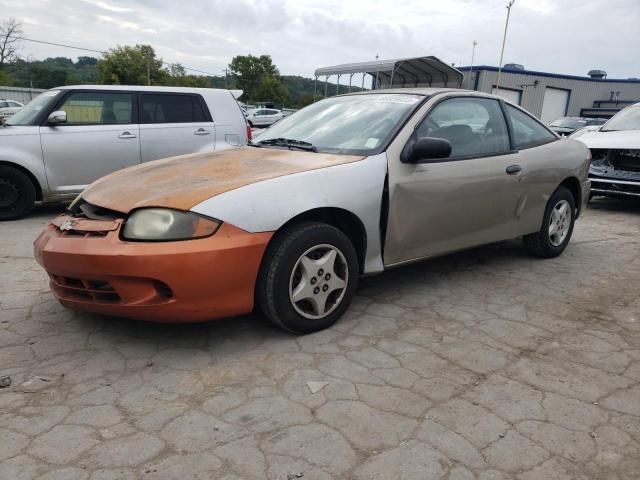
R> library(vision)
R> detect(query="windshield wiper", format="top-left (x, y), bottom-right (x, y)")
top-left (254, 138), bottom-right (317, 152)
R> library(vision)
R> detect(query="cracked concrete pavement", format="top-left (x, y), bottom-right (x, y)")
top-left (1, 199), bottom-right (639, 479)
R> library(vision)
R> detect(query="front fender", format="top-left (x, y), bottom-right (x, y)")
top-left (191, 153), bottom-right (388, 274)
top-left (0, 126), bottom-right (49, 198)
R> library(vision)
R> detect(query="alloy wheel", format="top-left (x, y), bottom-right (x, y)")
top-left (289, 244), bottom-right (349, 319)
top-left (549, 199), bottom-right (571, 246)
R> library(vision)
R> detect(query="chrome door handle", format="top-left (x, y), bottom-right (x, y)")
top-left (194, 128), bottom-right (211, 136)
top-left (118, 131), bottom-right (137, 139)
top-left (506, 164), bottom-right (522, 175)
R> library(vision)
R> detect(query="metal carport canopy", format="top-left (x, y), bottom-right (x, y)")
top-left (314, 56), bottom-right (463, 88)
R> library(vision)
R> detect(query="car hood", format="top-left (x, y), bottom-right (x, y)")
top-left (576, 129), bottom-right (640, 149)
top-left (82, 147), bottom-right (365, 214)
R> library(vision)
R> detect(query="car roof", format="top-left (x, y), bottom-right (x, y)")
top-left (55, 85), bottom-right (230, 93)
top-left (336, 88), bottom-right (509, 102)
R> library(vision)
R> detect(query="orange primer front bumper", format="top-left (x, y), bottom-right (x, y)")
top-left (34, 216), bottom-right (272, 323)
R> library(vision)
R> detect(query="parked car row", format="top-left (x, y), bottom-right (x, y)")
top-left (32, 88), bottom-right (590, 333)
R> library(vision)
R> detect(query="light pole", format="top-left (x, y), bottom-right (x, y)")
top-left (495, 0), bottom-right (515, 95)
top-left (469, 40), bottom-right (477, 89)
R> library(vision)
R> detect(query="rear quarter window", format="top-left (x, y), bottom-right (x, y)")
top-left (141, 93), bottom-right (210, 124)
top-left (506, 104), bottom-right (556, 149)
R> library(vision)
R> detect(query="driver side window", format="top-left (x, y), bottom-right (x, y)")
top-left (416, 97), bottom-right (510, 158)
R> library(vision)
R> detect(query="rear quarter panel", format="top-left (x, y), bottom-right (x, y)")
top-left (517, 138), bottom-right (589, 235)
top-left (203, 91), bottom-right (248, 149)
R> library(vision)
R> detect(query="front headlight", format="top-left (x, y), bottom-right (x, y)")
top-left (122, 208), bottom-right (220, 241)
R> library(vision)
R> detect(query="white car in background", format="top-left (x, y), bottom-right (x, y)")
top-left (0, 99), bottom-right (24, 119)
top-left (245, 108), bottom-right (284, 127)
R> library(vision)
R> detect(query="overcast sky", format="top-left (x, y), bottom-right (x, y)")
top-left (2, 0), bottom-right (639, 81)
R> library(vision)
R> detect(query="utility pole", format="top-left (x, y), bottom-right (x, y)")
top-left (223, 68), bottom-right (229, 88)
top-left (374, 53), bottom-right (379, 90)
top-left (469, 40), bottom-right (477, 89)
top-left (146, 55), bottom-right (151, 86)
top-left (495, 0), bottom-right (515, 95)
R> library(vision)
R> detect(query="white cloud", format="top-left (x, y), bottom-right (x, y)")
top-left (80, 0), bottom-right (133, 13)
top-left (1, 0), bottom-right (638, 79)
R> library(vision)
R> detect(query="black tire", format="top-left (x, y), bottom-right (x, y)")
top-left (0, 166), bottom-right (36, 221)
top-left (523, 186), bottom-right (576, 258)
top-left (256, 222), bottom-right (359, 334)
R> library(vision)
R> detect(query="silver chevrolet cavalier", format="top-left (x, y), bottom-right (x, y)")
top-left (35, 88), bottom-right (590, 333)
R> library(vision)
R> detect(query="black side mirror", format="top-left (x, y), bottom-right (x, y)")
top-left (402, 137), bottom-right (452, 164)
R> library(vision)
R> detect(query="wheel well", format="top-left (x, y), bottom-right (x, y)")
top-left (0, 161), bottom-right (43, 201)
top-left (279, 208), bottom-right (367, 273)
top-left (560, 177), bottom-right (581, 216)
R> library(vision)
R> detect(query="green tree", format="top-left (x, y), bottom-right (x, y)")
top-left (0, 68), bottom-right (10, 85)
top-left (228, 54), bottom-right (279, 101)
top-left (76, 56), bottom-right (98, 67)
top-left (295, 92), bottom-right (316, 109)
top-left (254, 75), bottom-right (289, 105)
top-left (162, 63), bottom-right (206, 87)
top-left (97, 44), bottom-right (165, 85)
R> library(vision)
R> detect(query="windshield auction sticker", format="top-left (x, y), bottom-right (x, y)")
top-left (371, 95), bottom-right (421, 104)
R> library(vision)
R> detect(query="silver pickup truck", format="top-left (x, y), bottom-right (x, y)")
top-left (0, 85), bottom-right (248, 220)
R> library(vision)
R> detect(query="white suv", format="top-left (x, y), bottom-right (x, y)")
top-left (0, 86), bottom-right (249, 220)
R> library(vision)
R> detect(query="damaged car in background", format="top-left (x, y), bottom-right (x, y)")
top-left (575, 102), bottom-right (640, 199)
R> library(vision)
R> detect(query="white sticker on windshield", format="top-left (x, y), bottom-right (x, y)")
top-left (371, 95), bottom-right (420, 105)
top-left (365, 138), bottom-right (380, 148)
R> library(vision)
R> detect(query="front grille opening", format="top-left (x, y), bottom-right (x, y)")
top-left (51, 275), bottom-right (121, 303)
top-left (153, 281), bottom-right (174, 299)
top-left (69, 200), bottom-right (126, 221)
top-left (57, 229), bottom-right (108, 238)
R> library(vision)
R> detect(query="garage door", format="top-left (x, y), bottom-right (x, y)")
top-left (541, 87), bottom-right (569, 125)
top-left (491, 87), bottom-right (521, 106)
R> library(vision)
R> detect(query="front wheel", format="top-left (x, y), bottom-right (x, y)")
top-left (0, 166), bottom-right (36, 221)
top-left (523, 186), bottom-right (576, 258)
top-left (256, 222), bottom-right (359, 334)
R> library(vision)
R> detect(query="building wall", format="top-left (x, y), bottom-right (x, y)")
top-left (468, 69), bottom-right (640, 120)
top-left (0, 86), bottom-right (45, 104)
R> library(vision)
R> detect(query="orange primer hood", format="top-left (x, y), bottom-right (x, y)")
top-left (82, 147), bottom-right (364, 213)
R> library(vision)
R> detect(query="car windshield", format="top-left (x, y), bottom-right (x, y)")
top-left (255, 93), bottom-right (423, 154)
top-left (549, 118), bottom-right (586, 129)
top-left (6, 90), bottom-right (62, 126)
top-left (601, 105), bottom-right (640, 131)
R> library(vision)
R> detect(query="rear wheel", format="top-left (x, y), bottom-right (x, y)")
top-left (523, 186), bottom-right (575, 258)
top-left (0, 166), bottom-right (36, 221)
top-left (256, 222), bottom-right (358, 334)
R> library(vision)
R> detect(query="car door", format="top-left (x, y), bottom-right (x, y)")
top-left (384, 95), bottom-right (525, 266)
top-left (139, 92), bottom-right (215, 163)
top-left (264, 109), bottom-right (278, 125)
top-left (256, 109), bottom-right (270, 126)
top-left (502, 103), bottom-right (563, 235)
top-left (40, 90), bottom-right (140, 194)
